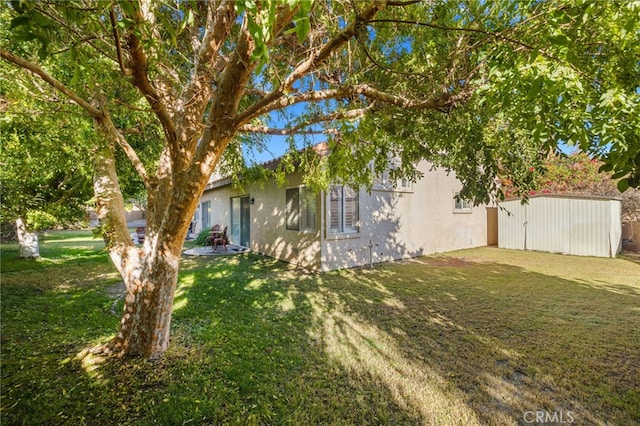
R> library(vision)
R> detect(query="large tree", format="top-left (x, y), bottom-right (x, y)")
top-left (1, 0), bottom-right (638, 358)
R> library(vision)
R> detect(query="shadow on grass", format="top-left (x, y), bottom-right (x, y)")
top-left (319, 257), bottom-right (640, 425)
top-left (2, 247), bottom-right (639, 425)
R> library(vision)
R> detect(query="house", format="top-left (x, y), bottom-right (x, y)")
top-left (194, 148), bottom-right (490, 271)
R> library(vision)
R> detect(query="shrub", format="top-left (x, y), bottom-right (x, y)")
top-left (26, 210), bottom-right (58, 231)
top-left (195, 228), bottom-right (211, 246)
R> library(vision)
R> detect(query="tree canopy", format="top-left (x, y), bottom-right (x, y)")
top-left (3, 1), bottom-right (639, 201)
top-left (0, 82), bottom-right (94, 231)
top-left (501, 151), bottom-right (640, 224)
top-left (324, 0), bottom-right (640, 201)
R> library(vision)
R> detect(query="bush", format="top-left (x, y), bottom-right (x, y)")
top-left (26, 210), bottom-right (58, 231)
top-left (195, 228), bottom-right (211, 246)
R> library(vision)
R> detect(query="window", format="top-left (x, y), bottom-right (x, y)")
top-left (200, 201), bottom-right (211, 228)
top-left (286, 188), bottom-right (299, 230)
top-left (329, 185), bottom-right (359, 234)
top-left (453, 193), bottom-right (472, 212)
top-left (286, 186), bottom-right (316, 232)
top-left (369, 161), bottom-right (413, 192)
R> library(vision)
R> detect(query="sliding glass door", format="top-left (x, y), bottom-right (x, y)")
top-left (231, 196), bottom-right (250, 247)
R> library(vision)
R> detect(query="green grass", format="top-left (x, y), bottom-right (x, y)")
top-left (2, 231), bottom-right (639, 425)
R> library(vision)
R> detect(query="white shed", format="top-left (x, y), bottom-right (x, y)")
top-left (498, 195), bottom-right (622, 258)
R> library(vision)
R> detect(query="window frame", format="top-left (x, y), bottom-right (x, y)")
top-left (369, 162), bottom-right (414, 193)
top-left (327, 184), bottom-right (360, 236)
top-left (399, 178), bottom-right (413, 190)
top-left (286, 186), bottom-right (317, 232)
top-left (200, 200), bottom-right (211, 228)
top-left (453, 192), bottom-right (473, 213)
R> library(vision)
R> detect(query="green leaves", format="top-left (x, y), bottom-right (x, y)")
top-left (0, 92), bottom-right (95, 228)
top-left (236, 0), bottom-right (276, 66)
top-left (2, 0), bottom-right (639, 210)
top-left (236, 0), bottom-right (313, 67)
top-left (9, 8), bottom-right (52, 59)
top-left (290, 1), bottom-right (312, 43)
top-left (526, 75), bottom-right (547, 101)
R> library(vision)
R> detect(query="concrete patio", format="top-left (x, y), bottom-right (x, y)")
top-left (183, 244), bottom-right (250, 257)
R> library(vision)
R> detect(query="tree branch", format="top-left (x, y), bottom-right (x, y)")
top-left (195, 1), bottom-right (236, 71)
top-left (239, 104), bottom-right (376, 136)
top-left (109, 6), bottom-right (129, 76)
top-left (0, 47), bottom-right (102, 117)
top-left (1, 48), bottom-right (150, 187)
top-left (237, 1), bottom-right (387, 127)
top-left (191, 2), bottom-right (301, 181)
top-left (367, 16), bottom-right (590, 79)
top-left (239, 125), bottom-right (335, 136)
top-left (367, 18), bottom-right (538, 52)
top-left (190, 11), bottom-right (259, 184)
top-left (96, 112), bottom-right (150, 189)
top-left (386, 0), bottom-right (422, 5)
top-left (38, 5), bottom-right (117, 63)
top-left (356, 36), bottom-right (433, 79)
top-left (177, 1), bottom-right (236, 154)
top-left (239, 83), bottom-right (469, 126)
top-left (124, 5), bottom-right (178, 153)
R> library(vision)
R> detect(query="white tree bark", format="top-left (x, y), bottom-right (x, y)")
top-left (16, 217), bottom-right (40, 258)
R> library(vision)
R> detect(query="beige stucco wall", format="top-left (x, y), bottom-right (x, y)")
top-left (195, 184), bottom-right (238, 234)
top-left (319, 162), bottom-right (488, 271)
top-left (249, 173), bottom-right (322, 270)
top-left (198, 161), bottom-right (487, 271)
top-left (197, 173), bottom-right (322, 270)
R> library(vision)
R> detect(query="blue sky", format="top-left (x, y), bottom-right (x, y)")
top-left (242, 100), bottom-right (329, 165)
top-left (243, 133), bottom-right (325, 165)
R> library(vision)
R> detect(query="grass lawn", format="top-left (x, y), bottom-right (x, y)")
top-left (1, 231), bottom-right (639, 425)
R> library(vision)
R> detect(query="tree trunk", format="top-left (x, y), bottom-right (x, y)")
top-left (91, 123), bottom-right (201, 358)
top-left (16, 217), bottom-right (40, 258)
top-left (107, 245), bottom-right (181, 358)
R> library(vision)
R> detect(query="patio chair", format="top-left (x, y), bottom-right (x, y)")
top-left (136, 226), bottom-right (146, 244)
top-left (213, 226), bottom-right (227, 251)
top-left (206, 224), bottom-right (221, 248)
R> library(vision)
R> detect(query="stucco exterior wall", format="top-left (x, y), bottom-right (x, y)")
top-left (198, 161), bottom-right (488, 271)
top-left (319, 162), bottom-right (488, 271)
top-left (196, 173), bottom-right (322, 270)
top-left (194, 184), bottom-right (238, 235)
top-left (248, 173), bottom-right (322, 270)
